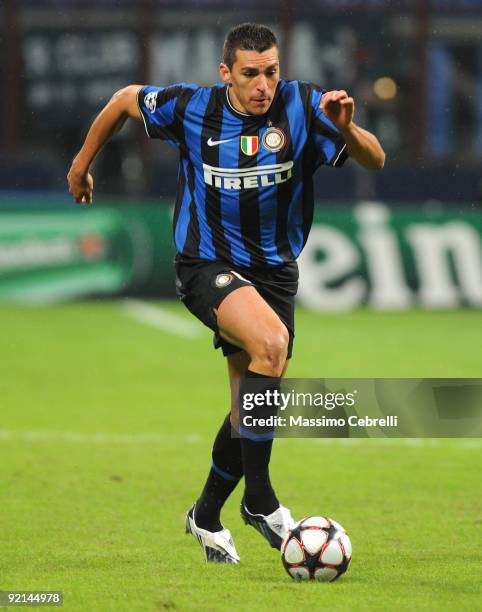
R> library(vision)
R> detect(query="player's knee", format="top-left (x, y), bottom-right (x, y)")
top-left (250, 326), bottom-right (289, 377)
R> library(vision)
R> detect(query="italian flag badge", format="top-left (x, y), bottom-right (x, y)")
top-left (240, 135), bottom-right (259, 156)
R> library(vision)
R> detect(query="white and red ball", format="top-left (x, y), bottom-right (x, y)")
top-left (281, 516), bottom-right (352, 582)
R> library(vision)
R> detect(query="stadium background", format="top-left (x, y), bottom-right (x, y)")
top-left (1, 2), bottom-right (481, 611)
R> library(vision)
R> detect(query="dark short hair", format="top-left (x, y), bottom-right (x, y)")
top-left (223, 23), bottom-right (278, 69)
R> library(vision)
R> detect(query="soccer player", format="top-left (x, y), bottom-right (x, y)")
top-left (68, 23), bottom-right (384, 564)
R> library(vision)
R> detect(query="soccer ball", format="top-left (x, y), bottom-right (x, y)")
top-left (281, 516), bottom-right (352, 581)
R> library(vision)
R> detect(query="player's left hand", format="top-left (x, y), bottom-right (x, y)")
top-left (320, 90), bottom-right (355, 130)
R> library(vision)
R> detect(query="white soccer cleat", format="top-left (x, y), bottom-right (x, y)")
top-left (241, 499), bottom-right (297, 550)
top-left (185, 505), bottom-right (240, 564)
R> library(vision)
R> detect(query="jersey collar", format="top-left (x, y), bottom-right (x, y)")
top-left (223, 85), bottom-right (275, 121)
top-left (225, 87), bottom-right (252, 117)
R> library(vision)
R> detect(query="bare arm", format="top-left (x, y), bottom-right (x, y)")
top-left (321, 90), bottom-right (385, 170)
top-left (67, 84), bottom-right (143, 204)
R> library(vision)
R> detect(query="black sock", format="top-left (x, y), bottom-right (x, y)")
top-left (195, 413), bottom-right (243, 531)
top-left (239, 369), bottom-right (279, 516)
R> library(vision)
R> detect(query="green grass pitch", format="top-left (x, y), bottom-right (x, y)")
top-left (1, 302), bottom-right (480, 611)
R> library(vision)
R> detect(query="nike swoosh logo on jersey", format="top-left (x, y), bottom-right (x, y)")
top-left (207, 137), bottom-right (232, 147)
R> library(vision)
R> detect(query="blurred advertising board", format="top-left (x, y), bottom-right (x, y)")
top-left (299, 202), bottom-right (482, 310)
top-left (0, 199), bottom-right (480, 308)
top-left (0, 201), bottom-right (175, 304)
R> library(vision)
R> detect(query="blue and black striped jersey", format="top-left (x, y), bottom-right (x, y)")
top-left (137, 80), bottom-right (348, 268)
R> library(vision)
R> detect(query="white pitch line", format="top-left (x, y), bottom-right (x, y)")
top-left (290, 437), bottom-right (482, 449)
top-left (121, 299), bottom-right (204, 338)
top-left (0, 430), bottom-right (202, 444)
top-left (0, 430), bottom-right (480, 448)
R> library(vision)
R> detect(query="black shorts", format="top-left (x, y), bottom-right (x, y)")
top-left (174, 255), bottom-right (299, 359)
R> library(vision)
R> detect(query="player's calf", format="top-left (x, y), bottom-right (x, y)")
top-left (194, 413), bottom-right (243, 532)
top-left (238, 370), bottom-right (281, 516)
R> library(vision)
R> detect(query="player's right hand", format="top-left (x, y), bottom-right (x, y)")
top-left (67, 167), bottom-right (94, 205)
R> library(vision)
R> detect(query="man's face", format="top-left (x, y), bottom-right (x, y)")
top-left (220, 47), bottom-right (280, 115)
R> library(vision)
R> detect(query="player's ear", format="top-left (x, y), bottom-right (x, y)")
top-left (219, 63), bottom-right (231, 86)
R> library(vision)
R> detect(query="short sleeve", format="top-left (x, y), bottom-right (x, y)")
top-left (137, 83), bottom-right (197, 147)
top-left (309, 86), bottom-right (349, 168)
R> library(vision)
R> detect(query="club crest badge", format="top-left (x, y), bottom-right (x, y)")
top-left (262, 127), bottom-right (287, 153)
top-left (214, 273), bottom-right (233, 288)
top-left (240, 136), bottom-right (259, 156)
